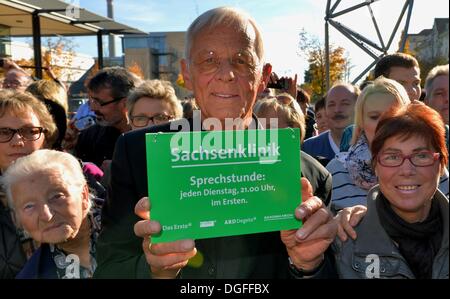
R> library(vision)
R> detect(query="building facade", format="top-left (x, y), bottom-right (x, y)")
top-left (122, 31), bottom-right (190, 99)
top-left (407, 18), bottom-right (449, 63)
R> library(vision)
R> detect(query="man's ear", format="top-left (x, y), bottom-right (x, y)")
top-left (258, 63), bottom-right (272, 94)
top-left (180, 59), bottom-right (193, 91)
top-left (81, 184), bottom-right (90, 212)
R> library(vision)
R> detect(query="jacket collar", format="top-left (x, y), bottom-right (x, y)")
top-left (355, 186), bottom-right (449, 256)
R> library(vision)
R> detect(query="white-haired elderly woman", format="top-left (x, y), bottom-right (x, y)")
top-left (1, 149), bottom-right (101, 279)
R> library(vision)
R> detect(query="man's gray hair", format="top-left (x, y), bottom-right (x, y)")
top-left (185, 6), bottom-right (264, 62)
top-left (1, 149), bottom-right (88, 211)
top-left (425, 64), bottom-right (449, 100)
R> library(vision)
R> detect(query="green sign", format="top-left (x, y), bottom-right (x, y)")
top-left (146, 128), bottom-right (301, 244)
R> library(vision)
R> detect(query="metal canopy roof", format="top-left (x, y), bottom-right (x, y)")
top-left (0, 0), bottom-right (147, 78)
top-left (0, 0), bottom-right (146, 36)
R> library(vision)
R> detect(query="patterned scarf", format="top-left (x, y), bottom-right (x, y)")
top-left (344, 133), bottom-right (378, 190)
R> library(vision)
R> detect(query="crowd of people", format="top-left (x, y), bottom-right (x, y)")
top-left (0, 6), bottom-right (448, 279)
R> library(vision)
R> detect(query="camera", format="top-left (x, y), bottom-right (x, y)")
top-left (0, 58), bottom-right (4, 68)
top-left (267, 77), bottom-right (288, 89)
top-left (74, 115), bottom-right (96, 131)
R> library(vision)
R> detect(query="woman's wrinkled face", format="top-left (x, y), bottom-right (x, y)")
top-left (362, 93), bottom-right (396, 145)
top-left (0, 109), bottom-right (45, 171)
top-left (12, 169), bottom-right (89, 244)
top-left (375, 135), bottom-right (441, 222)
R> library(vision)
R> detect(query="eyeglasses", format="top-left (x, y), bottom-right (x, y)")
top-left (0, 127), bottom-right (45, 143)
top-left (2, 80), bottom-right (23, 88)
top-left (377, 150), bottom-right (440, 167)
top-left (130, 114), bottom-right (174, 128)
top-left (191, 51), bottom-right (260, 76)
top-left (88, 96), bottom-right (124, 107)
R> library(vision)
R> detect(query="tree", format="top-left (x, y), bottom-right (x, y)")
top-left (42, 37), bottom-right (76, 82)
top-left (298, 29), bottom-right (348, 102)
top-left (127, 61), bottom-right (144, 79)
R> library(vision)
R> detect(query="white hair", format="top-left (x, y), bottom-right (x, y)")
top-left (1, 149), bottom-right (88, 211)
top-left (425, 64), bottom-right (449, 101)
top-left (185, 6), bottom-right (264, 62)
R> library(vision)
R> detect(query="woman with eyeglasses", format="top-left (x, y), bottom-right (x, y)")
top-left (0, 89), bottom-right (57, 278)
top-left (334, 103), bottom-right (449, 279)
top-left (99, 79), bottom-right (183, 187)
top-left (127, 80), bottom-right (183, 131)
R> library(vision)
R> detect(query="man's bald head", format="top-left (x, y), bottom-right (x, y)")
top-left (2, 69), bottom-right (32, 92)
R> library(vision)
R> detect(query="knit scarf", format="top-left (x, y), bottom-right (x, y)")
top-left (344, 133), bottom-right (377, 190)
top-left (377, 193), bottom-right (443, 279)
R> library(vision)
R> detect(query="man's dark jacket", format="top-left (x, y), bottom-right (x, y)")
top-left (75, 124), bottom-right (122, 167)
top-left (94, 118), bottom-right (335, 278)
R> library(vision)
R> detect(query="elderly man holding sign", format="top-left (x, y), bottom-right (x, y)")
top-left (94, 7), bottom-right (337, 279)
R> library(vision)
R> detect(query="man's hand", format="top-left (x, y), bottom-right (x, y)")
top-left (134, 197), bottom-right (197, 279)
top-left (280, 178), bottom-right (337, 272)
top-left (61, 119), bottom-right (79, 152)
top-left (1, 58), bottom-right (22, 72)
top-left (334, 205), bottom-right (367, 242)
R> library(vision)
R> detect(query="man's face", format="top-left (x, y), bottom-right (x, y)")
top-left (2, 71), bottom-right (30, 92)
top-left (425, 74), bottom-right (449, 125)
top-left (388, 66), bottom-right (421, 102)
top-left (325, 86), bottom-right (356, 132)
top-left (315, 107), bottom-right (328, 134)
top-left (181, 24), bottom-right (269, 126)
top-left (88, 88), bottom-right (127, 127)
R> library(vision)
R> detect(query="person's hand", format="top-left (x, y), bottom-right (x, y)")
top-left (61, 118), bottom-right (80, 152)
top-left (280, 178), bottom-right (337, 272)
top-left (134, 197), bottom-right (197, 279)
top-left (100, 159), bottom-right (112, 173)
top-left (1, 58), bottom-right (22, 72)
top-left (283, 74), bottom-right (298, 99)
top-left (334, 205), bottom-right (367, 242)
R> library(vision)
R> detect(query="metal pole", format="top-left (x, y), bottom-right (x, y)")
top-left (399, 0), bottom-right (414, 52)
top-left (32, 12), bottom-right (42, 79)
top-left (329, 20), bottom-right (378, 59)
top-left (325, 22), bottom-right (330, 92)
top-left (386, 0), bottom-right (409, 49)
top-left (331, 20), bottom-right (384, 52)
top-left (330, 0), bottom-right (376, 18)
top-left (368, 5), bottom-right (386, 52)
top-left (330, 0), bottom-right (342, 14)
top-left (97, 30), bottom-right (104, 69)
top-left (351, 58), bottom-right (379, 85)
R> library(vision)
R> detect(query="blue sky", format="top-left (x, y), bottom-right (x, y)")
top-left (66, 0), bottom-right (448, 83)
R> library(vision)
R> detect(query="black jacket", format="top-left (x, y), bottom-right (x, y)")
top-left (0, 201), bottom-right (27, 279)
top-left (75, 124), bottom-right (122, 167)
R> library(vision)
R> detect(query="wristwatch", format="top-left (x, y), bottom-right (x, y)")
top-left (288, 257), bottom-right (324, 278)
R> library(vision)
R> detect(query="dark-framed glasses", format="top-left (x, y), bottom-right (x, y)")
top-left (377, 150), bottom-right (440, 167)
top-left (0, 127), bottom-right (45, 143)
top-left (130, 114), bottom-right (174, 128)
top-left (88, 95), bottom-right (124, 107)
